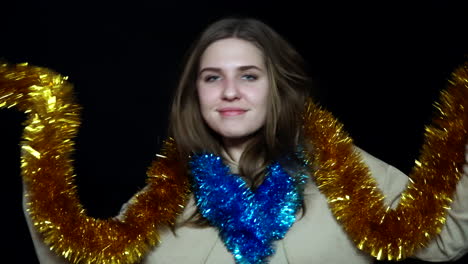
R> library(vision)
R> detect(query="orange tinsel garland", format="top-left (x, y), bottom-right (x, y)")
top-left (0, 63), bottom-right (189, 264)
top-left (303, 62), bottom-right (468, 260)
top-left (1, 61), bottom-right (467, 262)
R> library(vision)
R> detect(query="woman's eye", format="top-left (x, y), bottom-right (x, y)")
top-left (242, 74), bottom-right (257, 81)
top-left (204, 75), bottom-right (221, 82)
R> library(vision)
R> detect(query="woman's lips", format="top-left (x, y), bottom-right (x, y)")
top-left (218, 108), bottom-right (247, 116)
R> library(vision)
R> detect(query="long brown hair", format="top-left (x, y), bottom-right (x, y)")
top-left (168, 17), bottom-right (312, 224)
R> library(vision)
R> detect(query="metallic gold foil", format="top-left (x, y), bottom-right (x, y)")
top-left (1, 60), bottom-right (467, 262)
top-left (302, 62), bottom-right (468, 260)
top-left (0, 63), bottom-right (189, 264)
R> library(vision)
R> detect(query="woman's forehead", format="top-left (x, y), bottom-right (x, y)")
top-left (199, 38), bottom-right (265, 70)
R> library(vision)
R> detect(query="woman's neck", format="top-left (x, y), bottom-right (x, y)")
top-left (222, 137), bottom-right (252, 165)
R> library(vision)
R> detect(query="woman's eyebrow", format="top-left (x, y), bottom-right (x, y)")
top-left (238, 65), bottom-right (263, 72)
top-left (199, 65), bottom-right (263, 76)
top-left (199, 67), bottom-right (221, 75)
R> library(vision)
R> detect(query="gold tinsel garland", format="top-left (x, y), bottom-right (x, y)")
top-left (0, 63), bottom-right (189, 264)
top-left (1, 61), bottom-right (467, 262)
top-left (302, 62), bottom-right (468, 260)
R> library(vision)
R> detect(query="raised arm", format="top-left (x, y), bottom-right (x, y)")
top-left (301, 62), bottom-right (468, 261)
top-left (412, 144), bottom-right (468, 261)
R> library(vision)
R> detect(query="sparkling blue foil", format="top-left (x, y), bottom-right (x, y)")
top-left (190, 153), bottom-right (307, 264)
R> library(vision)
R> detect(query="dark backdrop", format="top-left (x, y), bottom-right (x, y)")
top-left (1, 1), bottom-right (467, 263)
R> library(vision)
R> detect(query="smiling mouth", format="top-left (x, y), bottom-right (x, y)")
top-left (219, 110), bottom-right (247, 116)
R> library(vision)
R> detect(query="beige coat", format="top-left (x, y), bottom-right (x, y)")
top-left (25, 147), bottom-right (468, 263)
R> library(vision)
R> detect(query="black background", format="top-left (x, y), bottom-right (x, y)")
top-left (1, 1), bottom-right (467, 263)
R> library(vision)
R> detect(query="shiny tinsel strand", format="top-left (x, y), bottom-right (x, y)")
top-left (0, 63), bottom-right (189, 264)
top-left (2, 60), bottom-right (467, 262)
top-left (302, 62), bottom-right (468, 260)
top-left (190, 153), bottom-right (307, 264)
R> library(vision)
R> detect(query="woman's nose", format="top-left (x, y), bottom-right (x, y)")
top-left (221, 78), bottom-right (240, 100)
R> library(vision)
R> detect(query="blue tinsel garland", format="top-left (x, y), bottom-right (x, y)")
top-left (190, 153), bottom-right (307, 264)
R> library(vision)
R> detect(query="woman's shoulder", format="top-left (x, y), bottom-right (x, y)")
top-left (353, 145), bottom-right (409, 206)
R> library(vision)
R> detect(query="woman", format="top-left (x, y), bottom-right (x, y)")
top-left (1, 17), bottom-right (467, 263)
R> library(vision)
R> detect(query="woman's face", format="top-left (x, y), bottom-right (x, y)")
top-left (197, 38), bottom-right (269, 141)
